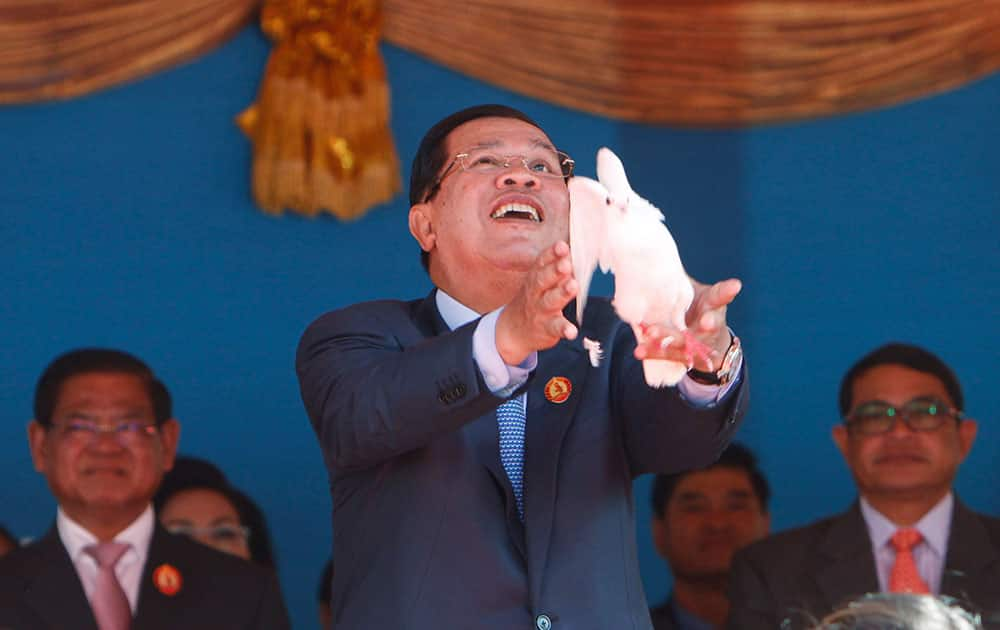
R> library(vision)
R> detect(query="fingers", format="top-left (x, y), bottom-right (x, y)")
top-left (548, 316), bottom-right (578, 341)
top-left (533, 241), bottom-right (576, 311)
top-left (699, 278), bottom-right (742, 311)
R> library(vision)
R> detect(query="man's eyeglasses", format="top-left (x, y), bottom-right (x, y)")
top-left (165, 523), bottom-right (250, 546)
top-left (50, 419), bottom-right (159, 447)
top-left (845, 397), bottom-right (963, 436)
top-left (422, 148), bottom-right (574, 203)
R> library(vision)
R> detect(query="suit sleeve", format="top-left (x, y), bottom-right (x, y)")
top-left (726, 547), bottom-right (781, 630)
top-left (610, 323), bottom-right (749, 476)
top-left (296, 303), bottom-right (505, 473)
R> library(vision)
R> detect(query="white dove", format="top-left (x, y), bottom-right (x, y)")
top-left (568, 147), bottom-right (711, 387)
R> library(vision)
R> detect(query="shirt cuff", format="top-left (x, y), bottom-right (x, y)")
top-left (676, 352), bottom-right (744, 407)
top-left (473, 307), bottom-right (537, 396)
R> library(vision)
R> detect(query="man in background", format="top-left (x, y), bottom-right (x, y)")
top-left (727, 343), bottom-right (1000, 629)
top-left (0, 348), bottom-right (289, 630)
top-left (649, 443), bottom-right (770, 629)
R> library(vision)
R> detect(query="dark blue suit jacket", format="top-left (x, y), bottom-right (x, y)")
top-left (0, 524), bottom-right (289, 629)
top-left (297, 291), bottom-right (748, 629)
top-left (727, 500), bottom-right (1000, 629)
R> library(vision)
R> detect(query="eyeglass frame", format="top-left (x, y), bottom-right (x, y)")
top-left (48, 419), bottom-right (160, 446)
top-left (843, 396), bottom-right (965, 436)
top-left (421, 149), bottom-right (575, 203)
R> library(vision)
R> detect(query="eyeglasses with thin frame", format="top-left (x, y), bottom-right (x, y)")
top-left (844, 396), bottom-right (964, 436)
top-left (422, 148), bottom-right (575, 203)
top-left (165, 523), bottom-right (251, 546)
top-left (49, 419), bottom-right (159, 447)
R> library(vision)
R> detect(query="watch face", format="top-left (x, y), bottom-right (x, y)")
top-left (719, 338), bottom-right (742, 385)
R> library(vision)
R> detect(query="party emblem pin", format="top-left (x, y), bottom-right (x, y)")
top-left (544, 376), bottom-right (572, 404)
top-left (153, 563), bottom-right (182, 596)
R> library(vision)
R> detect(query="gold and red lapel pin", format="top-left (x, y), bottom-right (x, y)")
top-left (153, 563), bottom-right (182, 596)
top-left (544, 376), bottom-right (572, 404)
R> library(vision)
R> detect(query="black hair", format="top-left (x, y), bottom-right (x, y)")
top-left (34, 348), bottom-right (171, 426)
top-left (838, 342), bottom-right (964, 416)
top-left (650, 442), bottom-right (770, 518)
top-left (409, 104), bottom-right (544, 272)
top-left (154, 456), bottom-right (278, 570)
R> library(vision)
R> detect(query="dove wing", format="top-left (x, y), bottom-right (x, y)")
top-left (568, 174), bottom-right (609, 325)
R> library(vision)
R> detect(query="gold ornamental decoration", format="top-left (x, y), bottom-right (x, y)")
top-left (381, 0), bottom-right (1000, 126)
top-left (237, 0), bottom-right (401, 219)
top-left (0, 0), bottom-right (256, 104)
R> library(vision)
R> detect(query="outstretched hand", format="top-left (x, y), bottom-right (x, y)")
top-left (496, 241), bottom-right (579, 365)
top-left (634, 278), bottom-right (741, 372)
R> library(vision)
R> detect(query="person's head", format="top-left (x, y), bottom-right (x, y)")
top-left (154, 456), bottom-right (277, 569)
top-left (810, 593), bottom-right (982, 629)
top-left (408, 104), bottom-right (574, 310)
top-left (0, 523), bottom-right (16, 557)
top-left (27, 349), bottom-right (180, 537)
top-left (650, 443), bottom-right (770, 583)
top-left (317, 558), bottom-right (333, 629)
top-left (832, 343), bottom-right (977, 508)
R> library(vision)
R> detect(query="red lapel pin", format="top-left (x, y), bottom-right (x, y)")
top-left (544, 376), bottom-right (572, 404)
top-left (153, 563), bottom-right (182, 596)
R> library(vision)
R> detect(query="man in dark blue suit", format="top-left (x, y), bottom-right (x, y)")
top-left (296, 104), bottom-right (749, 630)
top-left (0, 348), bottom-right (289, 630)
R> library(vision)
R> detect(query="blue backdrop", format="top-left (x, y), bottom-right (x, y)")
top-left (2, 26), bottom-right (998, 628)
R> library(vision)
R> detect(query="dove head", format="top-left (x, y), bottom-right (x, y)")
top-left (595, 148), bottom-right (632, 199)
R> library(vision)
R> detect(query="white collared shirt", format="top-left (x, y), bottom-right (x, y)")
top-left (859, 493), bottom-right (953, 594)
top-left (435, 289), bottom-right (736, 404)
top-left (57, 504), bottom-right (155, 612)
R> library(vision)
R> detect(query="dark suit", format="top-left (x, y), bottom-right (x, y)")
top-left (0, 524), bottom-right (290, 630)
top-left (727, 499), bottom-right (1000, 629)
top-left (648, 601), bottom-right (679, 630)
top-left (297, 292), bottom-right (748, 629)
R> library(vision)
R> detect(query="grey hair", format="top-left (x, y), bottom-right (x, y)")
top-left (811, 594), bottom-right (981, 630)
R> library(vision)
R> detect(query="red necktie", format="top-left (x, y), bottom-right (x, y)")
top-left (889, 528), bottom-right (930, 594)
top-left (83, 542), bottom-right (133, 630)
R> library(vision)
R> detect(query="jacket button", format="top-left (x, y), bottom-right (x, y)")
top-left (535, 614), bottom-right (552, 630)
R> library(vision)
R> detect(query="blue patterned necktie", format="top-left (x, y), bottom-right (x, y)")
top-left (497, 396), bottom-right (526, 520)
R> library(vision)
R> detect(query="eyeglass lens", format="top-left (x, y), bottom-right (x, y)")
top-left (847, 398), bottom-right (956, 434)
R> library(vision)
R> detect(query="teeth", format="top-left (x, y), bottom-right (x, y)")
top-left (491, 202), bottom-right (540, 222)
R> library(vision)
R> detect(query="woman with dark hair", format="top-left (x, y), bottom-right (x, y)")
top-left (153, 456), bottom-right (277, 570)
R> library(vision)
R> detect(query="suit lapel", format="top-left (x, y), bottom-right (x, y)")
top-left (417, 289), bottom-right (529, 553)
top-left (21, 528), bottom-right (98, 630)
top-left (133, 526), bottom-right (185, 630)
top-left (523, 335), bottom-right (591, 604)
top-left (412, 289), bottom-right (448, 337)
top-left (941, 498), bottom-right (1000, 609)
top-left (813, 505), bottom-right (880, 610)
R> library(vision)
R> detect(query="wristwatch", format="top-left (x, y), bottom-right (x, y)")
top-left (687, 333), bottom-right (742, 386)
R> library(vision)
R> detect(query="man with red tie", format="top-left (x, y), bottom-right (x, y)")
top-left (727, 343), bottom-right (1000, 629)
top-left (0, 348), bottom-right (289, 630)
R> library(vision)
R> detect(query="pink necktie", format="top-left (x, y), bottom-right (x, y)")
top-left (889, 528), bottom-right (930, 594)
top-left (83, 542), bottom-right (133, 630)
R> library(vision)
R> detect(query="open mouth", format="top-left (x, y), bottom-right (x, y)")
top-left (490, 201), bottom-right (543, 223)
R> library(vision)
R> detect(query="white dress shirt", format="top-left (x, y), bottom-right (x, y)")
top-left (435, 289), bottom-right (738, 404)
top-left (57, 504), bottom-right (155, 613)
top-left (860, 492), bottom-right (953, 594)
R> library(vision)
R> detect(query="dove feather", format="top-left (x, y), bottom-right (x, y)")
top-left (568, 147), bottom-right (695, 387)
